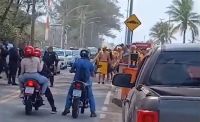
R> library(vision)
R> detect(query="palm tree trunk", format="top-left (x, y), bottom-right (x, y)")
top-left (192, 32), bottom-right (195, 43)
top-left (183, 29), bottom-right (186, 43)
top-left (0, 0), bottom-right (14, 24)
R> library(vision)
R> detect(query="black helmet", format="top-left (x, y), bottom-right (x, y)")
top-left (80, 49), bottom-right (89, 59)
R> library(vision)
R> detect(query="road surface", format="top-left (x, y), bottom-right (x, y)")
top-left (0, 70), bottom-right (121, 122)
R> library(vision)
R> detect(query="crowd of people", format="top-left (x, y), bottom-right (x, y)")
top-left (0, 40), bottom-right (150, 117)
top-left (93, 44), bottom-right (151, 84)
top-left (0, 41), bottom-right (22, 85)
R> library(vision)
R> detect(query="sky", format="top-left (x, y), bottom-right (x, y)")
top-left (108, 0), bottom-right (200, 44)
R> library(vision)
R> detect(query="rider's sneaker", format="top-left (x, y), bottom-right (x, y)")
top-left (62, 109), bottom-right (70, 116)
top-left (90, 112), bottom-right (97, 117)
top-left (51, 107), bottom-right (57, 114)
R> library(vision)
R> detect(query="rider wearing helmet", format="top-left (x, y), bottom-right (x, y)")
top-left (18, 46), bottom-right (56, 113)
top-left (33, 47), bottom-right (57, 114)
top-left (62, 49), bottom-right (97, 117)
top-left (43, 46), bottom-right (59, 87)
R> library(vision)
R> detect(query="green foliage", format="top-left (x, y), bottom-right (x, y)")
top-left (166, 0), bottom-right (200, 43)
top-left (55, 0), bottom-right (122, 47)
top-left (0, 0), bottom-right (45, 45)
top-left (150, 22), bottom-right (176, 45)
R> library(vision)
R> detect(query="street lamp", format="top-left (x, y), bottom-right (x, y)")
top-left (87, 21), bottom-right (101, 43)
top-left (80, 17), bottom-right (101, 48)
top-left (61, 4), bottom-right (91, 49)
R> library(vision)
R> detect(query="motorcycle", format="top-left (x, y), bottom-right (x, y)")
top-left (22, 79), bottom-right (44, 115)
top-left (71, 81), bottom-right (89, 119)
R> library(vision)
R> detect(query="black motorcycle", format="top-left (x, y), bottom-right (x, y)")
top-left (71, 81), bottom-right (89, 118)
top-left (23, 79), bottom-right (44, 115)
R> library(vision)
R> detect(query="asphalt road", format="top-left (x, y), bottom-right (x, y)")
top-left (0, 70), bottom-right (121, 122)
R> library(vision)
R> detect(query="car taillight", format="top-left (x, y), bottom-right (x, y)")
top-left (27, 80), bottom-right (34, 87)
top-left (137, 110), bottom-right (159, 122)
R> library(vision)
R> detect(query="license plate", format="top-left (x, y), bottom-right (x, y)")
top-left (73, 90), bottom-right (82, 97)
top-left (25, 87), bottom-right (34, 94)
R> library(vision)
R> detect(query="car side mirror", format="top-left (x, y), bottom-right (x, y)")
top-left (112, 73), bottom-right (135, 88)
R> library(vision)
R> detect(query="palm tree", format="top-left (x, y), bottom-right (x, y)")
top-left (150, 21), bottom-right (176, 45)
top-left (166, 0), bottom-right (200, 43)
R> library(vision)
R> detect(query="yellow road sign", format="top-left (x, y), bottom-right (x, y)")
top-left (125, 14), bottom-right (141, 31)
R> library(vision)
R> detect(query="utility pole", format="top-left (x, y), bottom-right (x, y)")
top-left (126, 0), bottom-right (134, 44)
top-left (31, 0), bottom-right (36, 45)
top-left (61, 0), bottom-right (67, 49)
top-left (91, 22), bottom-right (94, 43)
top-left (80, 9), bottom-right (86, 48)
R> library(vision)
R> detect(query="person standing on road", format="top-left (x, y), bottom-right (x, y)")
top-left (34, 47), bottom-right (57, 114)
top-left (17, 46), bottom-right (24, 77)
top-left (62, 49), bottom-right (97, 117)
top-left (0, 41), bottom-right (9, 79)
top-left (129, 45), bottom-right (139, 67)
top-left (8, 46), bottom-right (20, 85)
top-left (97, 47), bottom-right (110, 84)
top-left (43, 46), bottom-right (59, 87)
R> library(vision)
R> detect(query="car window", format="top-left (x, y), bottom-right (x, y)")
top-left (72, 50), bottom-right (80, 56)
top-left (55, 51), bottom-right (65, 56)
top-left (148, 51), bottom-right (200, 86)
top-left (65, 51), bottom-right (72, 56)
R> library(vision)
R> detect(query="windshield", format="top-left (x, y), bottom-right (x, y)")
top-left (65, 51), bottom-right (72, 56)
top-left (55, 51), bottom-right (65, 56)
top-left (72, 50), bottom-right (80, 56)
top-left (149, 51), bottom-right (200, 86)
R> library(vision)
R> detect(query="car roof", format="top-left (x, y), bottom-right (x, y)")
top-left (160, 43), bottom-right (200, 52)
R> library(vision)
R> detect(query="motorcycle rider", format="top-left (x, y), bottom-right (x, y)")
top-left (18, 46), bottom-right (57, 113)
top-left (62, 49), bottom-right (97, 117)
top-left (34, 47), bottom-right (57, 114)
top-left (43, 46), bottom-right (58, 87)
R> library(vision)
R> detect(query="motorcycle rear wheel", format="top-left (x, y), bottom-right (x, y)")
top-left (25, 99), bottom-right (32, 115)
top-left (72, 98), bottom-right (80, 119)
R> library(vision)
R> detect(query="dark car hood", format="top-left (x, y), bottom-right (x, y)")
top-left (149, 86), bottom-right (200, 97)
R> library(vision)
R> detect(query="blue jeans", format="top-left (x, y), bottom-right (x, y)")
top-left (65, 84), bottom-right (96, 113)
top-left (18, 73), bottom-right (49, 94)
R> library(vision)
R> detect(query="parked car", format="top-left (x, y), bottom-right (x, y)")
top-left (54, 49), bottom-right (72, 69)
top-left (112, 44), bottom-right (200, 122)
top-left (66, 49), bottom-right (80, 66)
top-left (87, 47), bottom-right (98, 59)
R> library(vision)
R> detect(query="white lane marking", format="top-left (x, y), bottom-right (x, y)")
top-left (101, 106), bottom-right (108, 111)
top-left (0, 92), bottom-right (19, 104)
top-left (104, 91), bottom-right (111, 105)
top-left (100, 114), bottom-right (106, 119)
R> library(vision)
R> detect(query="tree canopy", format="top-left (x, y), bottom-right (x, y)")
top-left (166, 0), bottom-right (200, 43)
top-left (150, 21), bottom-right (176, 45)
top-left (54, 0), bottom-right (122, 47)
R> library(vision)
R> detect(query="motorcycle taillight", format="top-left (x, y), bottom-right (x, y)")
top-left (75, 83), bottom-right (81, 89)
top-left (25, 80), bottom-right (39, 88)
top-left (27, 80), bottom-right (34, 87)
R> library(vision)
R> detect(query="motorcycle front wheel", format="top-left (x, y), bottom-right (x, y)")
top-left (72, 98), bottom-right (80, 119)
